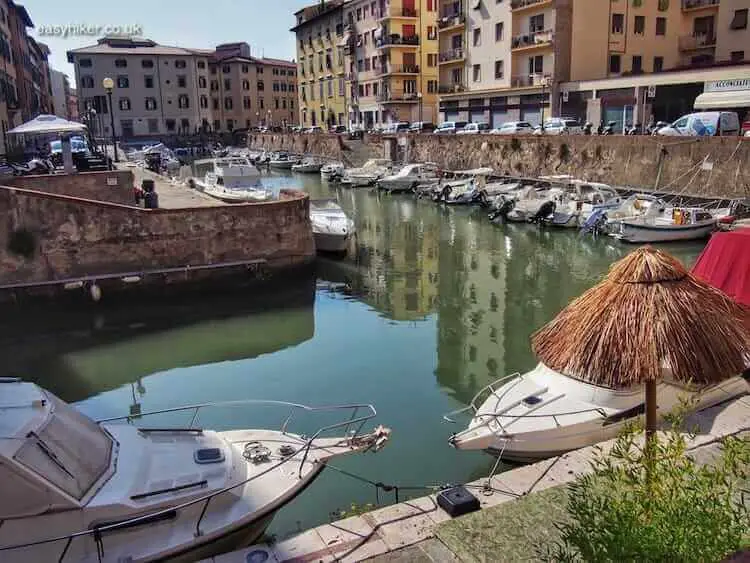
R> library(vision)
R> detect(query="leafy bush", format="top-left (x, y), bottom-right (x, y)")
top-left (546, 418), bottom-right (750, 562)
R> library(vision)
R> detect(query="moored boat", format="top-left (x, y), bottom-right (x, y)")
top-left (292, 158), bottom-right (323, 173)
top-left (321, 162), bottom-right (345, 181)
top-left (310, 199), bottom-right (355, 253)
top-left (377, 163), bottom-right (439, 194)
top-left (340, 159), bottom-right (393, 187)
top-left (268, 152), bottom-right (301, 169)
top-left (610, 207), bottom-right (717, 243)
top-left (191, 157), bottom-right (272, 203)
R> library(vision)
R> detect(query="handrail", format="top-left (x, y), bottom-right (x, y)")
top-left (1, 399), bottom-right (380, 558)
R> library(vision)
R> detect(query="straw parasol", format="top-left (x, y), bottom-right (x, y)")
top-left (532, 246), bottom-right (750, 441)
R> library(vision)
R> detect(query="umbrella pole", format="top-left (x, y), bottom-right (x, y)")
top-left (645, 379), bottom-right (658, 448)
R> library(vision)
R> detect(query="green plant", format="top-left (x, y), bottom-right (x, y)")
top-left (334, 502), bottom-right (376, 520)
top-left (595, 145), bottom-right (603, 161)
top-left (559, 143), bottom-right (571, 162)
top-left (543, 142), bottom-right (553, 160)
top-left (510, 137), bottom-right (522, 152)
top-left (7, 228), bottom-right (36, 259)
top-left (545, 416), bottom-right (750, 562)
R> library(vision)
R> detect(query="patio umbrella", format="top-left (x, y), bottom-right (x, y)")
top-left (8, 114), bottom-right (88, 174)
top-left (531, 246), bottom-right (750, 442)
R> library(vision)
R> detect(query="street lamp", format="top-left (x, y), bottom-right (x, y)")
top-left (102, 77), bottom-right (118, 164)
top-left (256, 111), bottom-right (260, 128)
top-left (533, 74), bottom-right (550, 131)
top-left (267, 109), bottom-right (272, 128)
top-left (417, 92), bottom-right (423, 124)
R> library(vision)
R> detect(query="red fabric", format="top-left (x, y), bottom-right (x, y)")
top-left (692, 229), bottom-right (750, 307)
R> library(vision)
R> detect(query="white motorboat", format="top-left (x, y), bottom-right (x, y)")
top-left (504, 185), bottom-right (565, 222)
top-left (543, 181), bottom-right (623, 228)
top-left (320, 162), bottom-right (345, 181)
top-left (292, 158), bottom-right (323, 173)
top-left (445, 363), bottom-right (748, 462)
top-left (610, 206), bottom-right (717, 243)
top-left (377, 163), bottom-right (439, 194)
top-left (310, 199), bottom-right (355, 253)
top-left (432, 168), bottom-right (495, 204)
top-left (340, 159), bottom-right (393, 187)
top-left (0, 379), bottom-right (390, 562)
top-left (191, 157), bottom-right (272, 203)
top-left (268, 152), bottom-right (301, 169)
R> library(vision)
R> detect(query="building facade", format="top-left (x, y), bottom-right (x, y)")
top-left (716, 0), bottom-right (749, 63)
top-left (68, 36), bottom-right (297, 140)
top-left (49, 69), bottom-right (71, 119)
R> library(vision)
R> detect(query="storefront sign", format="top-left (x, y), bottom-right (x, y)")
top-left (704, 79), bottom-right (750, 93)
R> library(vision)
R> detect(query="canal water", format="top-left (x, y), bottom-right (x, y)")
top-left (2, 170), bottom-right (706, 542)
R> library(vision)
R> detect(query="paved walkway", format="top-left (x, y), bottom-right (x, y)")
top-left (119, 163), bottom-right (222, 209)
top-left (202, 394), bottom-right (750, 563)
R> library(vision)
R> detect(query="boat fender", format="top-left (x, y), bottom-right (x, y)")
top-left (89, 282), bottom-right (102, 302)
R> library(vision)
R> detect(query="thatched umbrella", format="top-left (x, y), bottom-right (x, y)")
top-left (532, 246), bottom-right (750, 442)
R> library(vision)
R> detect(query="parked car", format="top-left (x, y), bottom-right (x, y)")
top-left (409, 121), bottom-right (436, 134)
top-left (332, 125), bottom-right (348, 134)
top-left (534, 118), bottom-right (583, 135)
top-left (290, 126), bottom-right (303, 133)
top-left (741, 118), bottom-right (750, 136)
top-left (434, 121), bottom-right (469, 135)
top-left (657, 111), bottom-right (741, 137)
top-left (490, 121), bottom-right (535, 135)
top-left (457, 122), bottom-right (491, 135)
top-left (305, 126), bottom-right (323, 134)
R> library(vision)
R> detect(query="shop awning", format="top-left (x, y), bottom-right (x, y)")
top-left (694, 90), bottom-right (750, 110)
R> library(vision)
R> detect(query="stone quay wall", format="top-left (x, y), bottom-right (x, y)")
top-left (8, 169), bottom-right (135, 205)
top-left (250, 133), bottom-right (750, 199)
top-left (0, 185), bottom-right (314, 291)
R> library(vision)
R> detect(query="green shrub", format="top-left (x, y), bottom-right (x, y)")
top-left (546, 418), bottom-right (750, 562)
top-left (510, 137), bottom-right (522, 152)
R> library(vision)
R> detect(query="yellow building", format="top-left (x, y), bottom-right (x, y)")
top-left (292, 1), bottom-right (349, 129)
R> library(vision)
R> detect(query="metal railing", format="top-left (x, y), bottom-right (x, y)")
top-left (438, 82), bottom-right (466, 93)
top-left (384, 7), bottom-right (419, 17)
top-left (511, 29), bottom-right (554, 49)
top-left (682, 0), bottom-right (720, 10)
top-left (511, 0), bottom-right (551, 9)
top-left (377, 34), bottom-right (420, 47)
top-left (511, 73), bottom-right (549, 87)
top-left (376, 92), bottom-right (419, 102)
top-left (439, 47), bottom-right (465, 62)
top-left (0, 399), bottom-right (382, 561)
top-left (438, 13), bottom-right (466, 29)
top-left (378, 63), bottom-right (420, 75)
top-left (678, 33), bottom-right (717, 50)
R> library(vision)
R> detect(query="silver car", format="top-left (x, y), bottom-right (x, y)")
top-left (534, 118), bottom-right (582, 135)
top-left (490, 121), bottom-right (535, 135)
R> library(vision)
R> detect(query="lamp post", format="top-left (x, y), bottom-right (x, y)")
top-left (255, 111), bottom-right (260, 129)
top-left (102, 77), bottom-right (118, 164)
top-left (87, 107), bottom-right (98, 151)
top-left (267, 109), bottom-right (272, 129)
top-left (537, 75), bottom-right (549, 131)
top-left (417, 92), bottom-right (423, 124)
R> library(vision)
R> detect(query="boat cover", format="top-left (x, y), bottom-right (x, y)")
top-left (692, 229), bottom-right (750, 307)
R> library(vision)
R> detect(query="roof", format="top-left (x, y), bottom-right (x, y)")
top-left (67, 36), bottom-right (198, 58)
top-left (693, 230), bottom-right (750, 308)
top-left (260, 57), bottom-right (297, 68)
top-left (532, 246), bottom-right (750, 388)
top-left (291, 0), bottom-right (346, 31)
top-left (10, 2), bottom-right (33, 28)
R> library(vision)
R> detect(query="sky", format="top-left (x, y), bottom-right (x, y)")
top-left (22, 0), bottom-right (315, 78)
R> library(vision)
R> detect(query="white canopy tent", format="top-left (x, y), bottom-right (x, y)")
top-left (8, 114), bottom-right (88, 174)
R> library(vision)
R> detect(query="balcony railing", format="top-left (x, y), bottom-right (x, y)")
top-left (377, 34), bottom-right (420, 47)
top-left (682, 0), bottom-right (720, 10)
top-left (511, 74), bottom-right (550, 88)
top-left (438, 13), bottom-right (466, 29)
top-left (378, 64), bottom-right (420, 75)
top-left (511, 29), bottom-right (554, 49)
top-left (439, 48), bottom-right (465, 63)
top-left (376, 92), bottom-right (419, 102)
top-left (511, 0), bottom-right (551, 10)
top-left (678, 33), bottom-right (717, 50)
top-left (383, 7), bottom-right (419, 18)
top-left (438, 83), bottom-right (466, 94)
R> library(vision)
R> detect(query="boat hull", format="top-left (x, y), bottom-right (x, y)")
top-left (269, 161), bottom-right (296, 169)
top-left (611, 220), bottom-right (716, 243)
top-left (314, 232), bottom-right (352, 253)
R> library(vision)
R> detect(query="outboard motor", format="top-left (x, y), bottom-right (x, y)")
top-left (489, 196), bottom-right (515, 223)
top-left (434, 184), bottom-right (452, 203)
top-left (473, 190), bottom-right (490, 208)
top-left (530, 200), bottom-right (556, 224)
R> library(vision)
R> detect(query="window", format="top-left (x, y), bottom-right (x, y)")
top-left (212, 119), bottom-right (220, 131)
top-left (200, 95), bottom-right (208, 108)
top-left (81, 75), bottom-right (94, 88)
top-left (210, 66), bottom-right (217, 75)
top-left (653, 56), bottom-right (664, 72)
top-left (198, 76), bottom-right (207, 88)
top-left (116, 75), bottom-right (129, 88)
top-left (473, 28), bottom-right (481, 46)
top-left (114, 58), bottom-right (127, 68)
top-left (339, 77), bottom-right (345, 96)
top-left (212, 97), bottom-right (219, 110)
top-left (275, 98), bottom-right (279, 109)
top-left (472, 64), bottom-right (481, 82)
top-left (731, 51), bottom-right (745, 62)
top-left (243, 96), bottom-right (251, 109)
top-left (632, 55), bottom-right (642, 73)
top-left (145, 97), bottom-right (157, 110)
top-left (175, 60), bottom-right (186, 69)
top-left (634, 15), bottom-right (645, 35)
top-left (242, 64), bottom-right (249, 73)
top-left (257, 80), bottom-right (264, 91)
top-left (224, 78), bottom-right (231, 90)
top-left (141, 59), bottom-right (154, 68)
top-left (427, 79), bottom-right (437, 94)
top-left (495, 22), bottom-right (504, 41)
top-left (181, 118), bottom-right (190, 132)
top-left (528, 55), bottom-right (543, 74)
top-left (178, 94), bottom-right (189, 108)
top-left (609, 54), bottom-right (621, 74)
top-left (210, 79), bottom-right (218, 91)
top-left (148, 118), bottom-right (158, 133)
top-left (197, 60), bottom-right (206, 69)
top-left (222, 65), bottom-right (230, 73)
top-left (427, 53), bottom-right (437, 67)
top-left (246, 118), bottom-right (251, 128)
top-left (177, 75), bottom-right (186, 88)
top-left (259, 98), bottom-right (264, 109)
top-left (224, 96), bottom-right (232, 109)
top-left (257, 66), bottom-right (263, 74)
top-left (612, 13), bottom-right (624, 34)
top-left (79, 58), bottom-right (92, 67)
top-left (119, 97), bottom-right (131, 111)
top-left (656, 17), bottom-right (666, 36)
top-left (166, 119), bottom-right (176, 131)
top-left (242, 79), bottom-right (250, 90)
top-left (144, 75), bottom-right (154, 88)
top-left (495, 60), bottom-right (504, 79)
top-left (731, 9), bottom-right (748, 30)
top-left (530, 14), bottom-right (545, 32)
top-left (427, 26), bottom-right (436, 40)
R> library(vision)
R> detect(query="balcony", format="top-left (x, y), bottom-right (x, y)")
top-left (438, 83), bottom-right (466, 94)
top-left (439, 48), bottom-right (465, 64)
top-left (511, 74), bottom-right (550, 88)
top-left (380, 7), bottom-right (419, 20)
top-left (378, 64), bottom-right (420, 76)
top-left (377, 34), bottom-right (420, 48)
top-left (511, 29), bottom-right (554, 50)
top-left (376, 92), bottom-right (420, 103)
top-left (678, 33), bottom-right (717, 51)
top-left (682, 0), bottom-right (720, 11)
top-left (438, 13), bottom-right (466, 31)
top-left (511, 0), bottom-right (553, 12)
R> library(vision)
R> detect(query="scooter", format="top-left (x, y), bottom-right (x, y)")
top-left (601, 121), bottom-right (617, 135)
top-left (583, 122), bottom-right (593, 135)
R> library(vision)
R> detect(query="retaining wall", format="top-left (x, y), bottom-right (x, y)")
top-left (8, 170), bottom-right (135, 205)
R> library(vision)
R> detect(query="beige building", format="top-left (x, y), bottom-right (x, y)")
top-left (716, 0), bottom-right (749, 63)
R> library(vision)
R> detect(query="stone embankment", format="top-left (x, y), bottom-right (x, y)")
top-left (249, 133), bottom-right (750, 200)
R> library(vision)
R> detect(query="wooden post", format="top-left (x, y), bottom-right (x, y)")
top-left (645, 379), bottom-right (658, 444)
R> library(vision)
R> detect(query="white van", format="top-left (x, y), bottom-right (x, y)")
top-left (657, 111), bottom-right (740, 137)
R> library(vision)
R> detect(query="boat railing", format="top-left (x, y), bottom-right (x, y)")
top-left (443, 373), bottom-right (522, 422)
top-left (0, 400), bottom-right (380, 561)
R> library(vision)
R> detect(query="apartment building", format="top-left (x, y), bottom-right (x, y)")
top-left (50, 69), bottom-right (72, 119)
top-left (716, 0), bottom-right (749, 63)
top-left (208, 42), bottom-right (297, 133)
top-left (292, 0), bottom-right (348, 129)
top-left (67, 88), bottom-right (78, 121)
top-left (343, 0), bottom-right (381, 128)
top-left (68, 36), bottom-right (297, 140)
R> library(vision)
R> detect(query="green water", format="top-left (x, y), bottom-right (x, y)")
top-left (2, 170), bottom-right (705, 542)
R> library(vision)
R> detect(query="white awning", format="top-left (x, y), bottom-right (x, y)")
top-left (694, 90), bottom-right (750, 110)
